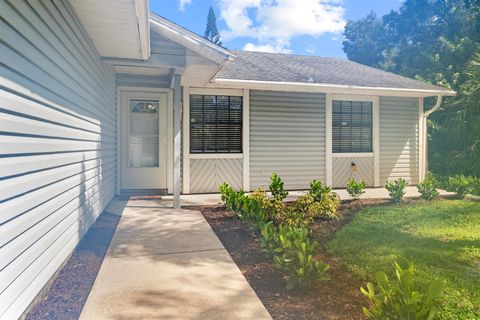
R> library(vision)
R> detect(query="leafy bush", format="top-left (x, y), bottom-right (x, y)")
top-left (417, 174), bottom-right (440, 200)
top-left (293, 192), bottom-right (340, 221)
top-left (385, 178), bottom-right (407, 203)
top-left (445, 174), bottom-right (477, 198)
top-left (219, 182), bottom-right (245, 212)
top-left (269, 172), bottom-right (289, 201)
top-left (347, 178), bottom-right (366, 199)
top-left (361, 257), bottom-right (444, 320)
top-left (270, 224), bottom-right (330, 290)
top-left (308, 179), bottom-right (332, 202)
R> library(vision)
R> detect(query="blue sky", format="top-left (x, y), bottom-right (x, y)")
top-left (150, 0), bottom-right (402, 57)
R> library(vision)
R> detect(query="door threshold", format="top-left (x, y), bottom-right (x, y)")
top-left (120, 189), bottom-right (168, 197)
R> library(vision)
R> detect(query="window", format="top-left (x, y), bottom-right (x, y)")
top-left (128, 100), bottom-right (160, 167)
top-left (332, 100), bottom-right (372, 153)
top-left (190, 95), bottom-right (242, 153)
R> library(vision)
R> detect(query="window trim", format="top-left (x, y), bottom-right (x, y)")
top-left (189, 94), bottom-right (243, 154)
top-left (326, 94), bottom-right (380, 187)
top-left (332, 99), bottom-right (373, 154)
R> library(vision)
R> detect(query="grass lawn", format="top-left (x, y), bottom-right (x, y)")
top-left (326, 199), bottom-right (480, 320)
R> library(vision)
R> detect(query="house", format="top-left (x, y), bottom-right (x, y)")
top-left (0, 1), bottom-right (455, 319)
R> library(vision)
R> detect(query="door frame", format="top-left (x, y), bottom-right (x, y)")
top-left (116, 87), bottom-right (174, 195)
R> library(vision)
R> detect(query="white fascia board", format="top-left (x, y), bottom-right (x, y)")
top-left (213, 78), bottom-right (457, 98)
top-left (135, 0), bottom-right (151, 60)
top-left (149, 13), bottom-right (234, 65)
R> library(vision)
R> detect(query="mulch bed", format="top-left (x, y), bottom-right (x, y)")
top-left (194, 199), bottom-right (391, 320)
top-left (25, 212), bottom-right (121, 320)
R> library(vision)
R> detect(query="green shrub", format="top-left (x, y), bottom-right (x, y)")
top-left (385, 178), bottom-right (407, 203)
top-left (308, 179), bottom-right (332, 202)
top-left (238, 196), bottom-right (267, 225)
top-left (347, 178), bottom-right (366, 199)
top-left (293, 191), bottom-right (340, 221)
top-left (445, 174), bottom-right (477, 198)
top-left (417, 174), bottom-right (440, 200)
top-left (269, 172), bottom-right (289, 201)
top-left (271, 225), bottom-right (330, 290)
top-left (219, 182), bottom-right (245, 212)
top-left (361, 257), bottom-right (444, 320)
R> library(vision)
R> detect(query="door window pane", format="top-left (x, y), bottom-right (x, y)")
top-left (129, 100), bottom-right (159, 167)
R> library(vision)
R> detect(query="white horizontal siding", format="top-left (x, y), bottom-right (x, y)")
top-left (250, 91), bottom-right (326, 190)
top-left (379, 97), bottom-right (419, 184)
top-left (0, 1), bottom-right (116, 319)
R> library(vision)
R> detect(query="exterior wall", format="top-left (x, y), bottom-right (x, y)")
top-left (379, 97), bottom-right (419, 184)
top-left (332, 156), bottom-right (374, 188)
top-left (0, 1), bottom-right (117, 319)
top-left (249, 91), bottom-right (326, 190)
top-left (190, 158), bottom-right (243, 193)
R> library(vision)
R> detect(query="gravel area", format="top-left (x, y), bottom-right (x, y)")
top-left (25, 212), bottom-right (121, 320)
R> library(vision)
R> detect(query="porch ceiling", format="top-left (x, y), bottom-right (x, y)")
top-left (70, 0), bottom-right (150, 60)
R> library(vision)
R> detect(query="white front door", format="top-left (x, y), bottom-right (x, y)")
top-left (121, 91), bottom-right (167, 190)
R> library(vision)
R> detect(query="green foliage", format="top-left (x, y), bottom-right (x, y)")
top-left (220, 173), bottom-right (331, 291)
top-left (308, 179), bottom-right (332, 202)
top-left (445, 175), bottom-right (477, 198)
top-left (269, 172), bottom-right (289, 201)
top-left (417, 174), bottom-right (440, 200)
top-left (264, 224), bottom-right (330, 290)
top-left (342, 1), bottom-right (480, 177)
top-left (361, 258), bottom-right (444, 320)
top-left (327, 200), bottom-right (480, 318)
top-left (347, 178), bottom-right (366, 200)
top-left (294, 187), bottom-right (340, 220)
top-left (219, 182), bottom-right (245, 212)
top-left (203, 6), bottom-right (222, 46)
top-left (385, 178), bottom-right (407, 203)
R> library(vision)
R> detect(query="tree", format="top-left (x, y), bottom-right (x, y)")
top-left (204, 6), bottom-right (222, 46)
top-left (342, 0), bottom-right (480, 176)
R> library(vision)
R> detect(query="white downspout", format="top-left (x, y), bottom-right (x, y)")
top-left (420, 95), bottom-right (443, 180)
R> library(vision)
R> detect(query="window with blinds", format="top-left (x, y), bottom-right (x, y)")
top-left (190, 95), bottom-right (242, 153)
top-left (332, 100), bottom-right (373, 153)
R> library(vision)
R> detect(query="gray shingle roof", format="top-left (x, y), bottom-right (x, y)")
top-left (215, 51), bottom-right (448, 92)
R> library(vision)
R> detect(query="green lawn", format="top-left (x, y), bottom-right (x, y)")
top-left (326, 199), bottom-right (480, 320)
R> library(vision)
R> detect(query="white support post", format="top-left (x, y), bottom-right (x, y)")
top-left (242, 89), bottom-right (250, 192)
top-left (173, 74), bottom-right (182, 208)
top-left (418, 98), bottom-right (425, 181)
top-left (325, 93), bottom-right (333, 186)
top-left (373, 96), bottom-right (380, 187)
top-left (182, 86), bottom-right (190, 194)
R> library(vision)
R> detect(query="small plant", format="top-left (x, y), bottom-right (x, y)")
top-left (347, 178), bottom-right (366, 200)
top-left (269, 173), bottom-right (289, 201)
top-left (417, 174), bottom-right (440, 200)
top-left (308, 179), bottom-right (332, 202)
top-left (361, 257), bottom-right (444, 320)
top-left (219, 182), bottom-right (245, 212)
top-left (445, 174), bottom-right (477, 198)
top-left (385, 178), bottom-right (407, 203)
top-left (272, 225), bottom-right (330, 290)
top-left (294, 191), bottom-right (340, 220)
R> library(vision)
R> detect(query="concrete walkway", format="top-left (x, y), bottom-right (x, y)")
top-left (80, 198), bottom-right (272, 320)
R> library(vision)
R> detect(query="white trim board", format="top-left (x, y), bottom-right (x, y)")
top-left (116, 87), bottom-right (173, 194)
top-left (326, 94), bottom-right (380, 187)
top-left (212, 78), bottom-right (456, 98)
top-left (190, 153), bottom-right (243, 159)
top-left (189, 87), bottom-right (243, 96)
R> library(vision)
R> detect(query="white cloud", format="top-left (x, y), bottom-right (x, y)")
top-left (178, 0), bottom-right (192, 12)
top-left (219, 0), bottom-right (345, 52)
top-left (243, 41), bottom-right (292, 53)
